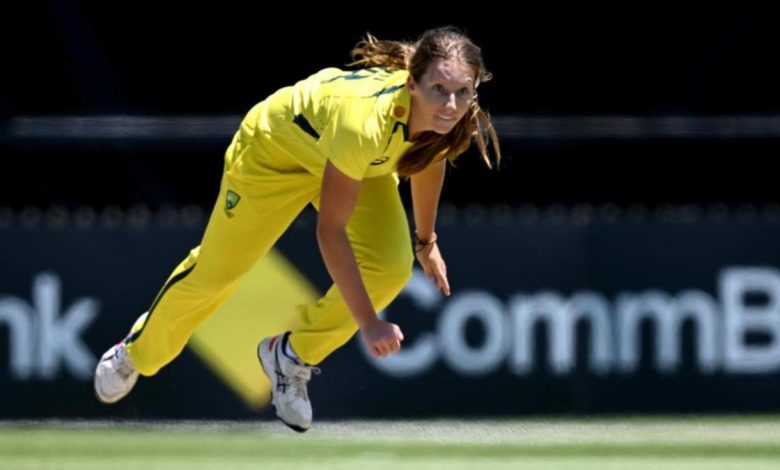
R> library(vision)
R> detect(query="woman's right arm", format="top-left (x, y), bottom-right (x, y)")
top-left (317, 160), bottom-right (404, 358)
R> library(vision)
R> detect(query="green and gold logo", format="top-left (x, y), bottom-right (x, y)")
top-left (224, 190), bottom-right (241, 218)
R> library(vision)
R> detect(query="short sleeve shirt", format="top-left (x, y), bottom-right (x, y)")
top-left (246, 67), bottom-right (413, 180)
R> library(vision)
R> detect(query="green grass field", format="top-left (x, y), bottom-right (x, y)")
top-left (1, 417), bottom-right (779, 469)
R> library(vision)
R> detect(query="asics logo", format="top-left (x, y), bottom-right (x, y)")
top-left (274, 346), bottom-right (288, 393)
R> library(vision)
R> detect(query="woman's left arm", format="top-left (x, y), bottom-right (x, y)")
top-left (410, 158), bottom-right (451, 296)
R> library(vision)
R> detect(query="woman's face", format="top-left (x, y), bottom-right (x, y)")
top-left (408, 59), bottom-right (475, 137)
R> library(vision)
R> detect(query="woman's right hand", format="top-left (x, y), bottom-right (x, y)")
top-left (359, 319), bottom-right (404, 358)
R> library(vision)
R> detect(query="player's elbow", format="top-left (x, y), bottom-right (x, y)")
top-left (316, 216), bottom-right (346, 245)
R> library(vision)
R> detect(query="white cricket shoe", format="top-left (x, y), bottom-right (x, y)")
top-left (94, 341), bottom-right (139, 404)
top-left (258, 332), bottom-right (320, 432)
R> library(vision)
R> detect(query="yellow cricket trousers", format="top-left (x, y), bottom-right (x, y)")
top-left (125, 133), bottom-right (414, 375)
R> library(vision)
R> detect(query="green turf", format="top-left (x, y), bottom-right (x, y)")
top-left (1, 417), bottom-right (779, 469)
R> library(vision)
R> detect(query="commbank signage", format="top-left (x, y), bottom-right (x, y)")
top-left (365, 267), bottom-right (780, 377)
top-left (2, 219), bottom-right (780, 418)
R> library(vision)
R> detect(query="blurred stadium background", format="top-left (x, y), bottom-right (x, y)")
top-left (3, 3), bottom-right (780, 468)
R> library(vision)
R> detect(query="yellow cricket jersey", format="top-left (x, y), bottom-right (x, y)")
top-left (240, 67), bottom-right (413, 181)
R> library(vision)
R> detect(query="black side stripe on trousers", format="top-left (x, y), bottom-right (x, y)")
top-left (125, 263), bottom-right (197, 345)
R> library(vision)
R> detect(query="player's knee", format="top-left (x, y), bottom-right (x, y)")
top-left (381, 248), bottom-right (414, 291)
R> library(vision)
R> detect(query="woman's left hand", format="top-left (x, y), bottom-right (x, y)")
top-left (416, 243), bottom-right (451, 296)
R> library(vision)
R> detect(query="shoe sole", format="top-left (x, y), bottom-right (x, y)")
top-left (94, 383), bottom-right (119, 404)
top-left (282, 421), bottom-right (309, 433)
top-left (94, 377), bottom-right (129, 404)
top-left (257, 340), bottom-right (310, 434)
top-left (94, 345), bottom-right (137, 404)
top-left (94, 367), bottom-right (136, 404)
top-left (94, 349), bottom-right (121, 404)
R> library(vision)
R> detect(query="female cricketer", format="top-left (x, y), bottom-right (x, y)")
top-left (95, 26), bottom-right (500, 432)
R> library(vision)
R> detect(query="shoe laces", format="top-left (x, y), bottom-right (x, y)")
top-left (114, 344), bottom-right (136, 378)
top-left (282, 364), bottom-right (321, 400)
